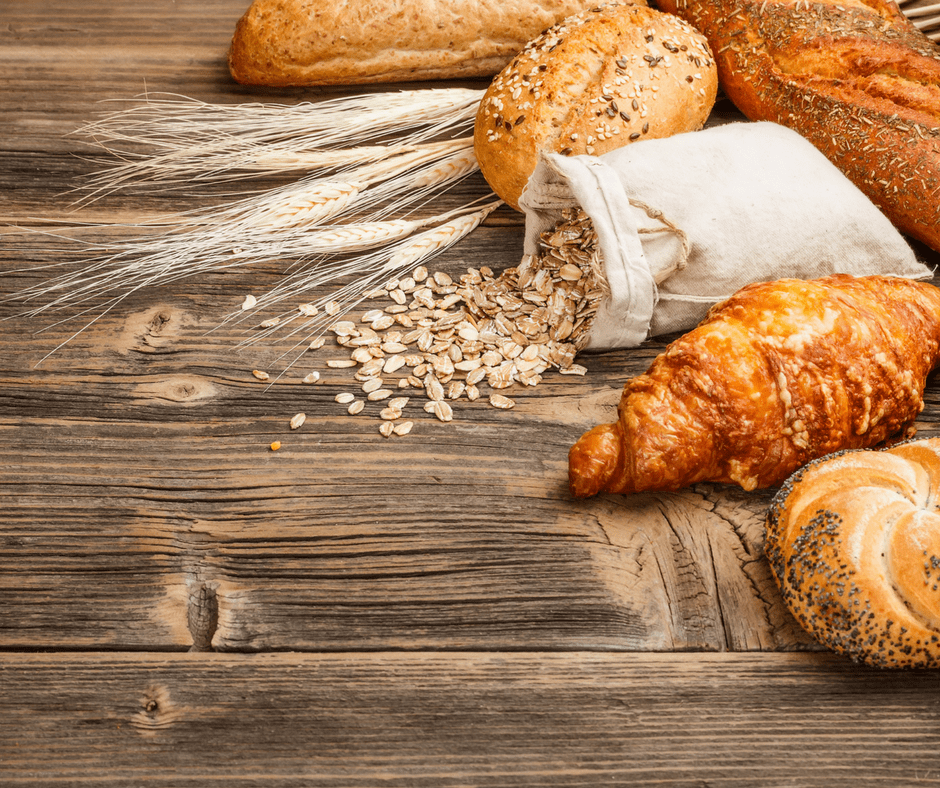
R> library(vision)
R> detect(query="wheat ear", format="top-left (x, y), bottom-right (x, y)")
top-left (237, 197), bottom-right (501, 318)
top-left (6, 139), bottom-right (488, 327)
top-left (235, 138), bottom-right (476, 231)
top-left (239, 199), bottom-right (503, 365)
top-left (73, 88), bottom-right (485, 199)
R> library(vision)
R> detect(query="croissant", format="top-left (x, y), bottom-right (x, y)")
top-left (569, 274), bottom-right (940, 497)
top-left (766, 438), bottom-right (940, 668)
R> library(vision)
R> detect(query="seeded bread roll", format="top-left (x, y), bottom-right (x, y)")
top-left (228, 0), bottom-right (598, 86)
top-left (473, 2), bottom-right (717, 209)
top-left (656, 0), bottom-right (940, 252)
top-left (766, 438), bottom-right (940, 668)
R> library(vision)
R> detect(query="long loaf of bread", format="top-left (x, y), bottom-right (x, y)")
top-left (229, 0), bottom-right (599, 86)
top-left (568, 275), bottom-right (940, 497)
top-left (655, 0), bottom-right (940, 253)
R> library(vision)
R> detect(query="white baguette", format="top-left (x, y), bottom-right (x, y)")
top-left (229, 0), bottom-right (600, 86)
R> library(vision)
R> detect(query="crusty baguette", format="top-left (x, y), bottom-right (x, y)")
top-left (654, 0), bottom-right (940, 252)
top-left (568, 275), bottom-right (940, 497)
top-left (229, 0), bottom-right (600, 86)
top-left (473, 2), bottom-right (717, 209)
top-left (766, 437), bottom-right (940, 668)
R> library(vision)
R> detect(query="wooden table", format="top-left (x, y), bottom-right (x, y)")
top-left (3, 2), bottom-right (940, 784)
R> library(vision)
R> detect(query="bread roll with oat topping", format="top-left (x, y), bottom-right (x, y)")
top-left (473, 2), bottom-right (717, 209)
top-left (766, 437), bottom-right (940, 668)
top-left (568, 275), bottom-right (940, 498)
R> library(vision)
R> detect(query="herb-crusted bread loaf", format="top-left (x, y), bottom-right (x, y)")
top-left (657, 0), bottom-right (940, 252)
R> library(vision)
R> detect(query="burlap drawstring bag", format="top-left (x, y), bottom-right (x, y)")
top-left (518, 121), bottom-right (933, 349)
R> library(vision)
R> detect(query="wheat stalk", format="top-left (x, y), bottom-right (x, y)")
top-left (252, 181), bottom-right (363, 229)
top-left (237, 199), bottom-right (503, 369)
top-left (5, 88), bottom-right (499, 367)
top-left (384, 208), bottom-right (492, 271)
top-left (232, 138), bottom-right (476, 232)
top-left (7, 140), bottom-right (490, 327)
top-left (74, 88), bottom-right (486, 200)
top-left (231, 199), bottom-right (501, 322)
top-left (295, 220), bottom-right (419, 254)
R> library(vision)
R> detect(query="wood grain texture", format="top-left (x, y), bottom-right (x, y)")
top-left (0, 224), bottom-right (822, 652)
top-left (4, 0), bottom-right (940, 783)
top-left (2, 651), bottom-right (940, 787)
top-left (4, 0), bottom-right (940, 655)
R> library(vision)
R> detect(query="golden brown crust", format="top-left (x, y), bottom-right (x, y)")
top-left (568, 275), bottom-right (940, 497)
top-left (766, 437), bottom-right (940, 668)
top-left (655, 0), bottom-right (940, 251)
top-left (472, 2), bottom-right (717, 209)
top-left (228, 0), bottom-right (600, 86)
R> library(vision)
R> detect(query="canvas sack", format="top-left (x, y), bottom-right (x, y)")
top-left (518, 121), bottom-right (932, 349)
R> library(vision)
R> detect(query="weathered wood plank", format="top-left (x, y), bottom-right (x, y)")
top-left (3, 223), bottom-right (939, 652)
top-left (0, 221), bottom-right (821, 653)
top-left (3, 0), bottom-right (940, 659)
top-left (2, 651), bottom-right (939, 786)
top-left (0, 380), bottom-right (811, 651)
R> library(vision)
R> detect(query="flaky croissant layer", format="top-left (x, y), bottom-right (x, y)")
top-left (569, 275), bottom-right (940, 497)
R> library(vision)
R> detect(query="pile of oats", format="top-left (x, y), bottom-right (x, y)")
top-left (274, 208), bottom-right (606, 438)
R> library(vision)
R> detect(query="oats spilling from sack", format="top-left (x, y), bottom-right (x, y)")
top-left (259, 208), bottom-right (605, 437)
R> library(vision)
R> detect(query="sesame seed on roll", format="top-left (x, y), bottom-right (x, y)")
top-left (472, 2), bottom-right (718, 210)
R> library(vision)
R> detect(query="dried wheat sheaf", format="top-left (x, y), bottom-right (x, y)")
top-left (5, 89), bottom-right (493, 362)
top-left (6, 89), bottom-right (613, 438)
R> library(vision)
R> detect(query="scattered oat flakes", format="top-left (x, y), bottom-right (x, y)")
top-left (393, 421), bottom-right (414, 436)
top-left (252, 370), bottom-right (270, 381)
top-left (489, 394), bottom-right (515, 410)
top-left (290, 412), bottom-right (306, 430)
top-left (285, 207), bottom-right (602, 438)
top-left (241, 294), bottom-right (257, 310)
top-left (432, 400), bottom-right (454, 422)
